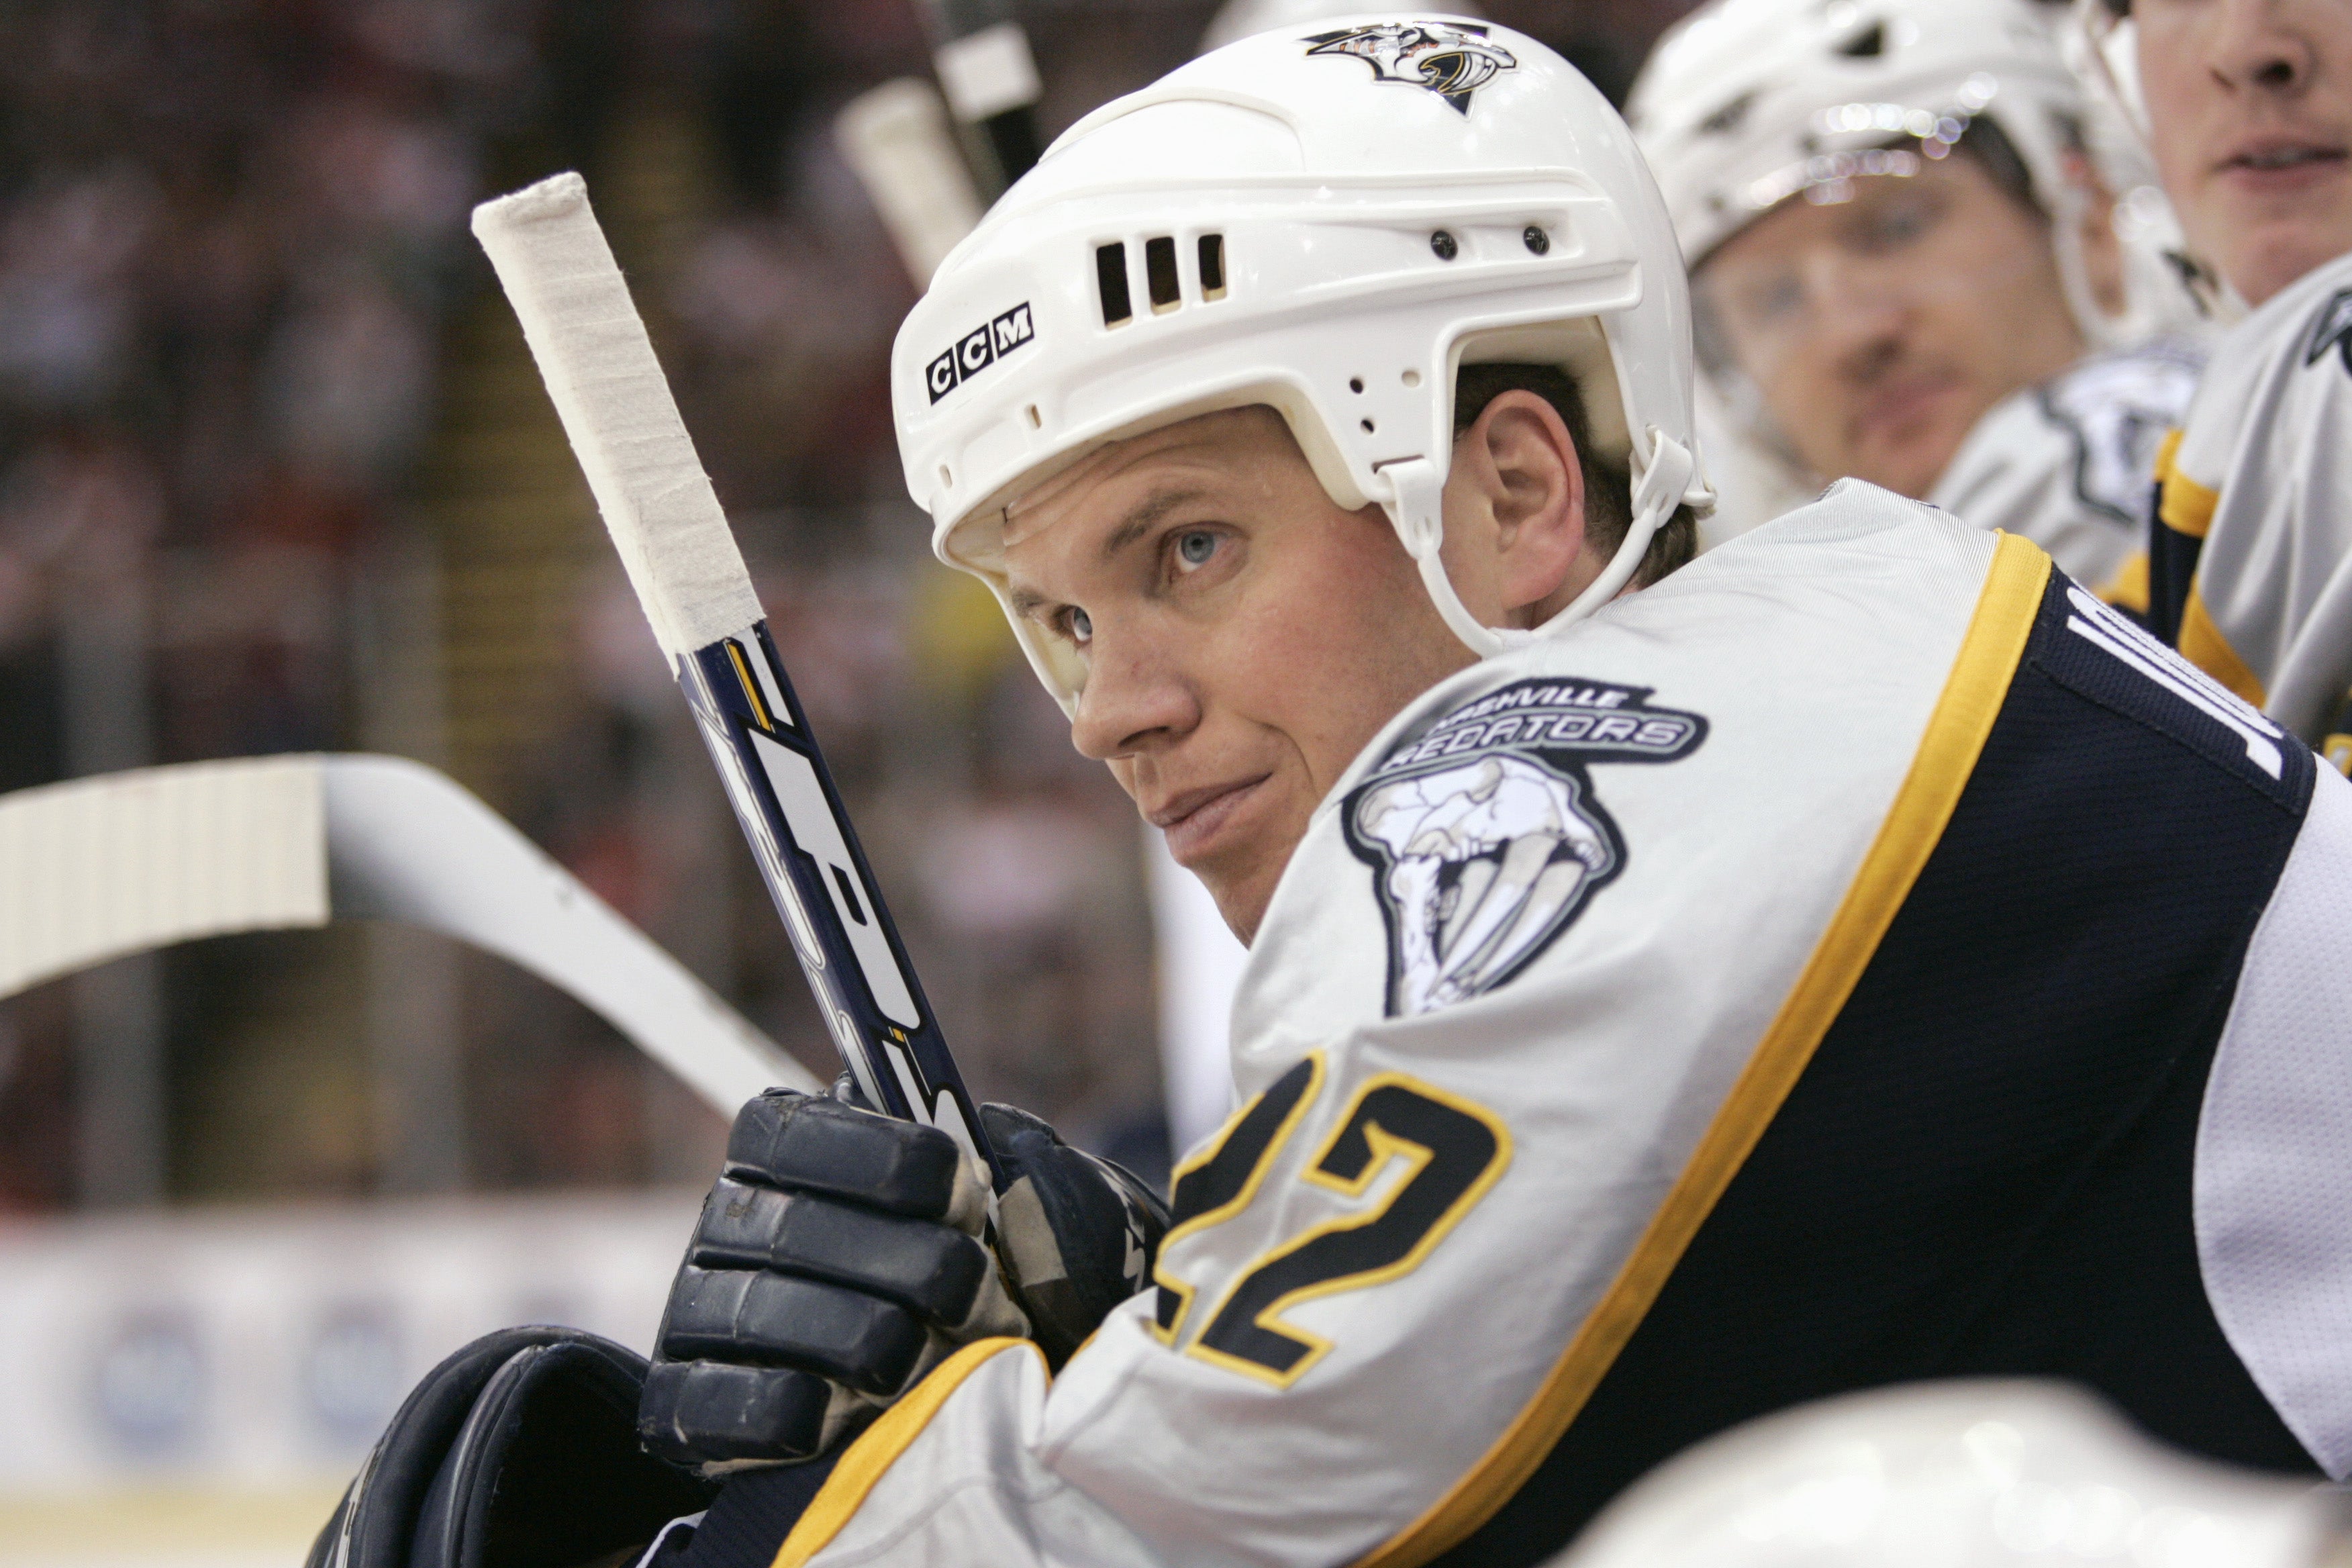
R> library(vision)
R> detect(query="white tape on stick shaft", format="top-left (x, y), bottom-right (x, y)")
top-left (934, 20), bottom-right (1041, 124)
top-left (0, 755), bottom-right (328, 1001)
top-left (836, 79), bottom-right (984, 289)
top-left (322, 755), bottom-right (820, 1106)
top-left (469, 173), bottom-right (763, 663)
top-left (0, 752), bottom-right (818, 1108)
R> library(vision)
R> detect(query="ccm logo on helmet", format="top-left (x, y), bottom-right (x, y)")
top-left (927, 303), bottom-right (1036, 404)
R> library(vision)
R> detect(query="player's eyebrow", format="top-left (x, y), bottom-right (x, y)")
top-left (1101, 488), bottom-right (1206, 560)
top-left (1001, 487), bottom-right (1210, 622)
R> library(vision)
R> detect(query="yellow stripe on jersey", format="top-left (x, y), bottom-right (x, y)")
top-left (2178, 584), bottom-right (2267, 707)
top-left (2155, 429), bottom-right (2218, 540)
top-left (1351, 532), bottom-right (2055, 1568)
top-left (2101, 550), bottom-right (2149, 617)
top-left (771, 1338), bottom-right (1044, 1568)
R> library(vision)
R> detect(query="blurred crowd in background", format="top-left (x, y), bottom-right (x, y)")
top-left (0, 0), bottom-right (1681, 1219)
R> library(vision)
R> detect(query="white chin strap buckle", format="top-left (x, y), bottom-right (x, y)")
top-left (1379, 428), bottom-right (1701, 661)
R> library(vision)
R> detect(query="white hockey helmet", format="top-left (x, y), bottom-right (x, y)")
top-left (1559, 1380), bottom-right (2347, 1567)
top-left (2069, 0), bottom-right (2146, 143)
top-left (1628, 0), bottom-right (2122, 342)
top-left (891, 16), bottom-right (1715, 711)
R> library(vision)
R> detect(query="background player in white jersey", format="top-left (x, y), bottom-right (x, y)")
top-left (2080, 0), bottom-right (2352, 765)
top-left (1630, 0), bottom-right (2202, 593)
top-left (320, 20), bottom-right (2352, 1568)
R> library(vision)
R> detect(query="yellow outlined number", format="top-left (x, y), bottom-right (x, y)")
top-left (1153, 1053), bottom-right (1324, 1344)
top-left (1187, 1075), bottom-right (1510, 1388)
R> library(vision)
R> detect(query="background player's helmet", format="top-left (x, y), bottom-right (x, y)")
top-left (1628, 0), bottom-right (2128, 346)
top-left (1558, 1379), bottom-right (2347, 1567)
top-left (891, 15), bottom-right (1715, 710)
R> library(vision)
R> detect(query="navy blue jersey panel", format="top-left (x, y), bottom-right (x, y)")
top-left (670, 1454), bottom-right (843, 1568)
top-left (2147, 499), bottom-right (2203, 648)
top-left (1432, 573), bottom-right (2315, 1568)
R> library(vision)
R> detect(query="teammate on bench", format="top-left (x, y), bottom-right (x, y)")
top-left (2079, 0), bottom-right (2352, 767)
top-left (1628, 0), bottom-right (2201, 585)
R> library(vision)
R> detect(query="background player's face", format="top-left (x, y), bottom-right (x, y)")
top-left (2137, 0), bottom-right (2352, 307)
top-left (1694, 152), bottom-right (2088, 498)
top-left (996, 405), bottom-right (1583, 942)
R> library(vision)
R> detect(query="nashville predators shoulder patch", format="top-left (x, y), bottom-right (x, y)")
top-left (1344, 677), bottom-right (1706, 1017)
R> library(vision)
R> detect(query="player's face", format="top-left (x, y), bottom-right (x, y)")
top-left (999, 409), bottom-right (1476, 942)
top-left (2136, 0), bottom-right (2352, 307)
top-left (1694, 152), bottom-right (2086, 499)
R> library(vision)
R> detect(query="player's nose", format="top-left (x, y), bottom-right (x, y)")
top-left (1067, 626), bottom-right (1200, 763)
top-left (2208, 0), bottom-right (2316, 96)
top-left (1823, 297), bottom-right (1912, 385)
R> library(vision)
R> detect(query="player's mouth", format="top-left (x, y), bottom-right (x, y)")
top-left (1849, 371), bottom-right (1958, 449)
top-left (2216, 136), bottom-right (2347, 191)
top-left (1151, 775), bottom-right (1272, 865)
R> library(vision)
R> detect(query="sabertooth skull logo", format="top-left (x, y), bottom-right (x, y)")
top-left (1353, 756), bottom-right (1617, 1016)
top-left (1304, 22), bottom-right (1518, 115)
top-left (1344, 677), bottom-right (1706, 1016)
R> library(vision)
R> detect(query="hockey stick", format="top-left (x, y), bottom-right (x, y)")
top-left (0, 753), bottom-right (818, 1108)
top-left (919, 0), bottom-right (1046, 191)
top-left (470, 173), bottom-right (1004, 1187)
top-left (836, 78), bottom-right (985, 289)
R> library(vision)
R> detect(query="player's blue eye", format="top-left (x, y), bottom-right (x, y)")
top-left (1067, 606), bottom-right (1093, 643)
top-left (1176, 530), bottom-right (1217, 569)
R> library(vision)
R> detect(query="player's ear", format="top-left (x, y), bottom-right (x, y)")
top-left (2063, 149), bottom-right (2129, 320)
top-left (1451, 389), bottom-right (1589, 628)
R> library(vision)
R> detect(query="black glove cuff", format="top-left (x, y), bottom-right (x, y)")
top-left (309, 1326), bottom-right (715, 1568)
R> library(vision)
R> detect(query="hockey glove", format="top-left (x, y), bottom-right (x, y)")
top-left (638, 1087), bottom-right (1169, 1472)
top-left (638, 1084), bottom-right (1026, 1471)
top-left (308, 1324), bottom-right (716, 1568)
top-left (979, 1101), bottom-right (1169, 1367)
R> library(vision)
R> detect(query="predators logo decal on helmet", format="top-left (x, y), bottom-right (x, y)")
top-left (1345, 678), bottom-right (1706, 1016)
top-left (1301, 21), bottom-right (1517, 114)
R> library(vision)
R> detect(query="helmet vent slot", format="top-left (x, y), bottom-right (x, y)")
top-left (1836, 21), bottom-right (1884, 56)
top-left (1198, 234), bottom-right (1226, 299)
top-left (1095, 243), bottom-right (1133, 327)
top-left (1145, 237), bottom-right (1181, 313)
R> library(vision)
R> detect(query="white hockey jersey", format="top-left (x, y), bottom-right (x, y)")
top-left (2149, 248), bottom-right (2352, 761)
top-left (765, 483), bottom-right (2352, 1568)
top-left (1930, 338), bottom-right (2203, 595)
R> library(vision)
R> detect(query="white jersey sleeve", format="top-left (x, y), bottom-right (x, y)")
top-left (1928, 338), bottom-right (2202, 593)
top-left (2159, 248), bottom-right (2352, 748)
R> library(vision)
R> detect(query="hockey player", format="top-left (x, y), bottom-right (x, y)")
top-left (1628, 0), bottom-right (2202, 586)
top-left (2079, 0), bottom-right (2352, 766)
top-left (322, 21), bottom-right (2352, 1568)
top-left (593, 21), bottom-right (2352, 1568)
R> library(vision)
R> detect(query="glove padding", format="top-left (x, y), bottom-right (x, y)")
top-left (638, 1087), bottom-right (1028, 1471)
top-left (638, 1089), bottom-right (1170, 1473)
top-left (981, 1102), bottom-right (1169, 1367)
top-left (307, 1324), bottom-right (716, 1568)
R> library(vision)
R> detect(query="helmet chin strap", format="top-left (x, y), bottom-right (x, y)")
top-left (1379, 428), bottom-right (1702, 659)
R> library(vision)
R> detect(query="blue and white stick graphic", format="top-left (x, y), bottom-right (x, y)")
top-left (471, 172), bottom-right (1002, 1188)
